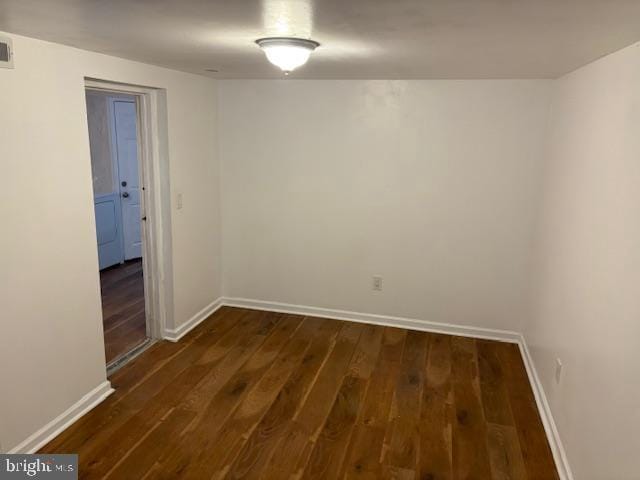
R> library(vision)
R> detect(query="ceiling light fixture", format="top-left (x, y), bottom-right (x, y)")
top-left (255, 37), bottom-right (319, 74)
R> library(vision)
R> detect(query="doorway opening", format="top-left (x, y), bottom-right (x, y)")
top-left (85, 88), bottom-right (151, 369)
top-left (85, 78), bottom-right (173, 374)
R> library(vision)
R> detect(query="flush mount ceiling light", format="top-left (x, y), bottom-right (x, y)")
top-left (255, 37), bottom-right (320, 74)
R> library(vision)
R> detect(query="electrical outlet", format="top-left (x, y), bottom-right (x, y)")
top-left (555, 358), bottom-right (563, 384)
top-left (176, 192), bottom-right (183, 210)
top-left (372, 275), bottom-right (383, 291)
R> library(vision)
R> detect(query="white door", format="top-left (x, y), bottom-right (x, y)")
top-left (94, 192), bottom-right (124, 269)
top-left (112, 99), bottom-right (143, 260)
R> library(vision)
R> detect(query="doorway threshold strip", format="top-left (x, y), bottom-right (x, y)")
top-left (107, 338), bottom-right (155, 376)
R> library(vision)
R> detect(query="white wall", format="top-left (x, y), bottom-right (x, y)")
top-left (219, 80), bottom-right (551, 332)
top-left (0, 33), bottom-right (221, 452)
top-left (528, 42), bottom-right (640, 480)
top-left (6, 30), bottom-right (638, 476)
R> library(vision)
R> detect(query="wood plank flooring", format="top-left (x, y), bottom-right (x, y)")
top-left (100, 259), bottom-right (147, 364)
top-left (40, 307), bottom-right (559, 479)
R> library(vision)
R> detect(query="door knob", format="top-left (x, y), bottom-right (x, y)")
top-left (121, 181), bottom-right (127, 187)
top-left (122, 192), bottom-right (129, 198)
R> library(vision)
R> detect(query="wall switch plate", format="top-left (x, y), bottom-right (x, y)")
top-left (176, 193), bottom-right (183, 210)
top-left (372, 275), bottom-right (383, 291)
top-left (555, 358), bottom-right (563, 384)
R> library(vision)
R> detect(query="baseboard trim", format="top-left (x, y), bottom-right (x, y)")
top-left (222, 297), bottom-right (520, 343)
top-left (10, 296), bottom-right (571, 479)
top-left (222, 296), bottom-right (571, 479)
top-left (8, 381), bottom-right (114, 454)
top-left (163, 297), bottom-right (224, 342)
top-left (518, 335), bottom-right (574, 480)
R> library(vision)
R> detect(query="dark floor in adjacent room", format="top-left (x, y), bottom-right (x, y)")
top-left (100, 259), bottom-right (147, 364)
top-left (41, 307), bottom-right (558, 479)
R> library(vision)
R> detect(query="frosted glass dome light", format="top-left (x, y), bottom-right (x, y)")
top-left (256, 37), bottom-right (320, 74)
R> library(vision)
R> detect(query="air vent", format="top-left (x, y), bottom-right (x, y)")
top-left (0, 35), bottom-right (14, 69)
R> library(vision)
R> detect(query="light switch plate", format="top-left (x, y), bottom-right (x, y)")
top-left (555, 358), bottom-right (563, 384)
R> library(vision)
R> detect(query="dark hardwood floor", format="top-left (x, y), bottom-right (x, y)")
top-left (41, 307), bottom-right (559, 479)
top-left (100, 259), bottom-right (147, 364)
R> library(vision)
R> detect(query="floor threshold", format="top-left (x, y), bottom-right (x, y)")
top-left (106, 338), bottom-right (155, 376)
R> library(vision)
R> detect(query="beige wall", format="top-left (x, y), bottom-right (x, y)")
top-left (528, 42), bottom-right (640, 480)
top-left (219, 80), bottom-right (551, 332)
top-left (0, 33), bottom-right (221, 452)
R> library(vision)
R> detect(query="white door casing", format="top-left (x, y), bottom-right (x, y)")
top-left (86, 79), bottom-right (172, 345)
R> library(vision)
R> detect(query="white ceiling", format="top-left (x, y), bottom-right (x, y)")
top-left (2, 0), bottom-right (640, 79)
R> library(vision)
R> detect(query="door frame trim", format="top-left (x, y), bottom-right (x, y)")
top-left (85, 78), bottom-right (174, 346)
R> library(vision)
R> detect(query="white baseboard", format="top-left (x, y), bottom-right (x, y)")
top-left (163, 297), bottom-right (224, 342)
top-left (222, 297), bottom-right (521, 343)
top-left (222, 296), bottom-right (571, 479)
top-left (518, 336), bottom-right (574, 480)
top-left (11, 295), bottom-right (570, 479)
top-left (8, 381), bottom-right (114, 454)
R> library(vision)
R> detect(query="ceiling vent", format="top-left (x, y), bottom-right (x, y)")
top-left (0, 36), bottom-right (14, 69)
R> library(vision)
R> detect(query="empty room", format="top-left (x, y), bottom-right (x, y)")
top-left (1, 1), bottom-right (638, 479)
